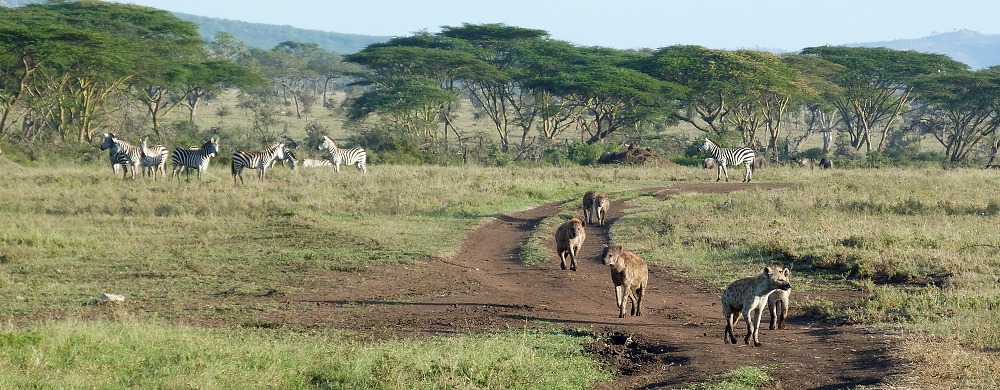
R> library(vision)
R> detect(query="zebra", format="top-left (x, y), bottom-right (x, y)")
top-left (140, 137), bottom-right (169, 181)
top-left (698, 138), bottom-right (755, 182)
top-left (231, 142), bottom-right (288, 184)
top-left (318, 135), bottom-right (367, 173)
top-left (170, 137), bottom-right (220, 181)
top-left (299, 158), bottom-right (332, 168)
top-left (99, 133), bottom-right (142, 179)
top-left (268, 148), bottom-right (298, 171)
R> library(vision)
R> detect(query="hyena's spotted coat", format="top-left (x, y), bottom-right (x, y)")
top-left (721, 266), bottom-right (791, 346)
top-left (594, 193), bottom-right (610, 226)
top-left (554, 217), bottom-right (586, 271)
top-left (600, 244), bottom-right (648, 318)
top-left (582, 191), bottom-right (596, 226)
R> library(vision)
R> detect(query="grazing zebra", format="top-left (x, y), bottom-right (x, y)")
top-left (231, 142), bottom-right (288, 184)
top-left (318, 135), bottom-right (367, 173)
top-left (99, 133), bottom-right (142, 179)
top-left (171, 137), bottom-right (220, 181)
top-left (698, 138), bottom-right (755, 182)
top-left (140, 137), bottom-right (169, 181)
top-left (268, 148), bottom-right (298, 171)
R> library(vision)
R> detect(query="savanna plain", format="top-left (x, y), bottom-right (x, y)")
top-left (1, 160), bottom-right (999, 389)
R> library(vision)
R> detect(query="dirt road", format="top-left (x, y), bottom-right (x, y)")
top-left (285, 182), bottom-right (902, 388)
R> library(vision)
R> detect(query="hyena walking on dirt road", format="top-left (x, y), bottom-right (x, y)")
top-left (582, 191), bottom-right (596, 225)
top-left (554, 217), bottom-right (586, 271)
top-left (768, 287), bottom-right (790, 330)
top-left (594, 193), bottom-right (610, 226)
top-left (721, 266), bottom-right (791, 346)
top-left (600, 244), bottom-right (648, 318)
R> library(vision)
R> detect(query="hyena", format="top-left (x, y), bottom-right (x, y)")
top-left (554, 217), bottom-right (586, 271)
top-left (768, 287), bottom-right (790, 330)
top-left (582, 191), bottom-right (597, 225)
top-left (594, 193), bottom-right (610, 226)
top-left (600, 244), bottom-right (648, 318)
top-left (721, 266), bottom-right (791, 346)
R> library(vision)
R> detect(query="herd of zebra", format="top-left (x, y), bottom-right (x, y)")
top-left (99, 133), bottom-right (367, 183)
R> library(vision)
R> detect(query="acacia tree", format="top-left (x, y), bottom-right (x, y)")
top-left (0, 1), bottom-right (217, 142)
top-left (638, 45), bottom-right (751, 135)
top-left (179, 32), bottom-right (264, 124)
top-left (440, 23), bottom-right (549, 152)
top-left (179, 59), bottom-right (263, 125)
top-left (343, 35), bottom-right (492, 140)
top-left (801, 46), bottom-right (967, 153)
top-left (782, 54), bottom-right (845, 155)
top-left (547, 47), bottom-right (686, 144)
top-left (910, 67), bottom-right (1000, 163)
top-left (513, 39), bottom-right (589, 144)
top-left (720, 50), bottom-right (800, 153)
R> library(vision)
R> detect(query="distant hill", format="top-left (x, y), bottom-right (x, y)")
top-left (851, 29), bottom-right (1000, 70)
top-left (173, 13), bottom-right (390, 54)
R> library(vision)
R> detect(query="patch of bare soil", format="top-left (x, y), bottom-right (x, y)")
top-left (277, 182), bottom-right (903, 388)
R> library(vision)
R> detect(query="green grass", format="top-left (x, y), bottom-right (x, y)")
top-left (4, 160), bottom-right (1000, 387)
top-left (0, 320), bottom-right (609, 389)
top-left (605, 167), bottom-right (1000, 386)
top-left (687, 365), bottom-right (772, 390)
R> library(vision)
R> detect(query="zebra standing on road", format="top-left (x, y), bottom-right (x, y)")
top-left (698, 138), bottom-right (755, 182)
top-left (99, 133), bottom-right (142, 179)
top-left (171, 137), bottom-right (220, 181)
top-left (140, 137), bottom-right (169, 181)
top-left (231, 142), bottom-right (288, 184)
top-left (318, 135), bottom-right (367, 174)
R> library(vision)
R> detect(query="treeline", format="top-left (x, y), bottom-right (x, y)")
top-left (4, 1), bottom-right (1000, 167)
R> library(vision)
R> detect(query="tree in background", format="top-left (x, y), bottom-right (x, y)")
top-left (801, 46), bottom-right (968, 153)
top-left (639, 45), bottom-right (744, 135)
top-left (782, 54), bottom-right (846, 156)
top-left (910, 67), bottom-right (1000, 163)
top-left (553, 47), bottom-right (686, 144)
top-left (440, 23), bottom-right (549, 152)
top-left (343, 33), bottom-right (492, 146)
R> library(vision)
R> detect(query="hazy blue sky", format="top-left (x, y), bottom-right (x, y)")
top-left (111, 0), bottom-right (1000, 51)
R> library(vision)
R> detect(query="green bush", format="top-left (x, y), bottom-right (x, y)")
top-left (567, 141), bottom-right (603, 165)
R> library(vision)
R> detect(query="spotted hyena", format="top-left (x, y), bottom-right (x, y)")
top-left (600, 244), bottom-right (648, 318)
top-left (554, 217), bottom-right (586, 271)
top-left (721, 266), bottom-right (791, 346)
top-left (768, 287), bottom-right (790, 330)
top-left (594, 193), bottom-right (610, 226)
top-left (582, 191), bottom-right (596, 225)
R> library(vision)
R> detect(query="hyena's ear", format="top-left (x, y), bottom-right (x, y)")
top-left (782, 268), bottom-right (790, 277)
top-left (763, 266), bottom-right (772, 277)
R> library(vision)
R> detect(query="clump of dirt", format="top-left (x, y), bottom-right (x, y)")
top-left (598, 145), bottom-right (669, 165)
top-left (585, 330), bottom-right (687, 377)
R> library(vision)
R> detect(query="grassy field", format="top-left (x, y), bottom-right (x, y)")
top-left (1, 158), bottom-right (999, 388)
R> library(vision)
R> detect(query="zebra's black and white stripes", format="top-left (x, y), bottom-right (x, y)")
top-left (698, 138), bottom-right (755, 182)
top-left (318, 135), bottom-right (367, 174)
top-left (231, 142), bottom-right (288, 184)
top-left (140, 137), bottom-right (169, 181)
top-left (100, 133), bottom-right (142, 179)
top-left (299, 158), bottom-right (332, 168)
top-left (171, 137), bottom-right (220, 181)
